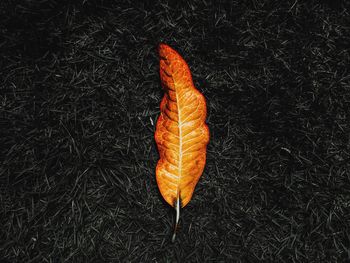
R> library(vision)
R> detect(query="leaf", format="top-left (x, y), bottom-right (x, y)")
top-left (155, 43), bottom-right (209, 209)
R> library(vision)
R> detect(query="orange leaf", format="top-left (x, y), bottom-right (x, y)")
top-left (155, 43), bottom-right (209, 208)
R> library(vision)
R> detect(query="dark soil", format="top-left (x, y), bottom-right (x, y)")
top-left (1, 0), bottom-right (349, 262)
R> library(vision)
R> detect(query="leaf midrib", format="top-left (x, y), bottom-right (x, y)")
top-left (174, 80), bottom-right (182, 201)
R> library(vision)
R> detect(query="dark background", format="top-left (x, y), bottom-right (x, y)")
top-left (1, 0), bottom-right (350, 262)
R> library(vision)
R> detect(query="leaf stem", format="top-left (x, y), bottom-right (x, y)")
top-left (172, 194), bottom-right (180, 242)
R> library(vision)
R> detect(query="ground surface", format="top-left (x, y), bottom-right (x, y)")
top-left (1, 0), bottom-right (350, 262)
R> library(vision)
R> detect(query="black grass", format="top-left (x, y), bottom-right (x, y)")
top-left (1, 0), bottom-right (350, 262)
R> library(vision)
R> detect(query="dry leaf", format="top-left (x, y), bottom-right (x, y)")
top-left (155, 43), bottom-right (209, 213)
